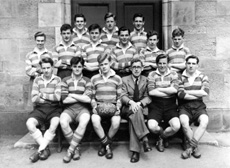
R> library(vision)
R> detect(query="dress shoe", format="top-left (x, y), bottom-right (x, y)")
top-left (143, 141), bottom-right (152, 152)
top-left (29, 151), bottom-right (40, 163)
top-left (98, 145), bottom-right (106, 156)
top-left (130, 152), bottom-right (139, 163)
top-left (156, 137), bottom-right (164, 152)
top-left (105, 144), bottom-right (113, 159)
top-left (63, 151), bottom-right (73, 163)
top-left (192, 147), bottom-right (201, 158)
top-left (73, 147), bottom-right (81, 160)
top-left (181, 147), bottom-right (193, 159)
top-left (39, 147), bottom-right (50, 160)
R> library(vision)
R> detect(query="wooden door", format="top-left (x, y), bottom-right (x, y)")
top-left (71, 0), bottom-right (162, 48)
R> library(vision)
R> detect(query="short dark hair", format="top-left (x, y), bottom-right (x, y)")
top-left (97, 52), bottom-right (111, 64)
top-left (88, 24), bottom-right (102, 33)
top-left (147, 30), bottom-right (159, 40)
top-left (156, 54), bottom-right (169, 64)
top-left (34, 32), bottom-right (46, 40)
top-left (118, 26), bottom-right (130, 35)
top-left (39, 57), bottom-right (54, 67)
top-left (74, 13), bottom-right (86, 22)
top-left (172, 28), bottom-right (184, 38)
top-left (70, 57), bottom-right (85, 66)
top-left (186, 55), bottom-right (199, 64)
top-left (60, 24), bottom-right (73, 33)
top-left (133, 13), bottom-right (145, 21)
top-left (104, 12), bottom-right (116, 21)
top-left (131, 58), bottom-right (143, 67)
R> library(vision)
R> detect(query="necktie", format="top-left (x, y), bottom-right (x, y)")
top-left (133, 78), bottom-right (139, 102)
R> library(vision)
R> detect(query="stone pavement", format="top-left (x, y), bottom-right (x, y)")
top-left (0, 133), bottom-right (229, 168)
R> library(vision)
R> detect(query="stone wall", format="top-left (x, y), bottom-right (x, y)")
top-left (0, 0), bottom-right (230, 134)
top-left (0, 0), bottom-right (70, 135)
top-left (166, 0), bottom-right (230, 132)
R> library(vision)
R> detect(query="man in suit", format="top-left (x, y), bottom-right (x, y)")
top-left (121, 58), bottom-right (152, 163)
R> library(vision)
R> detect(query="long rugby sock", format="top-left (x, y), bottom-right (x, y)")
top-left (63, 128), bottom-right (73, 144)
top-left (31, 129), bottom-right (43, 145)
top-left (68, 131), bottom-right (83, 153)
top-left (38, 130), bottom-right (55, 151)
top-left (100, 135), bottom-right (110, 146)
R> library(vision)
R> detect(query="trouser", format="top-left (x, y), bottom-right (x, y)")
top-left (122, 106), bottom-right (149, 152)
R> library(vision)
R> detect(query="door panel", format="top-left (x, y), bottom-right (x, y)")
top-left (71, 0), bottom-right (116, 28)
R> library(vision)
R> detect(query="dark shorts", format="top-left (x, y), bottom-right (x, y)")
top-left (28, 104), bottom-right (62, 126)
top-left (63, 103), bottom-right (90, 121)
top-left (148, 97), bottom-right (178, 124)
top-left (179, 100), bottom-right (208, 124)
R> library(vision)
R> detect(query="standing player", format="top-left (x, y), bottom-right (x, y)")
top-left (166, 28), bottom-right (191, 74)
top-left (25, 32), bottom-right (52, 105)
top-left (72, 14), bottom-right (90, 48)
top-left (111, 26), bottom-right (138, 77)
top-left (130, 13), bottom-right (147, 52)
top-left (101, 12), bottom-right (119, 48)
top-left (139, 30), bottom-right (165, 76)
top-left (82, 24), bottom-right (109, 78)
top-left (53, 24), bottom-right (81, 79)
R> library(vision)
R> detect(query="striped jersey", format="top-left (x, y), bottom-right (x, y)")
top-left (130, 29), bottom-right (147, 52)
top-left (25, 48), bottom-right (52, 77)
top-left (111, 42), bottom-right (138, 70)
top-left (52, 41), bottom-right (81, 69)
top-left (139, 47), bottom-right (165, 70)
top-left (178, 70), bottom-right (209, 100)
top-left (101, 27), bottom-right (119, 48)
top-left (72, 27), bottom-right (90, 49)
top-left (147, 69), bottom-right (179, 98)
top-left (166, 44), bottom-right (191, 72)
top-left (32, 74), bottom-right (61, 105)
top-left (82, 41), bottom-right (108, 65)
top-left (91, 69), bottom-right (122, 108)
top-left (61, 74), bottom-right (92, 107)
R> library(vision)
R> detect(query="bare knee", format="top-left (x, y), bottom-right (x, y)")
top-left (91, 114), bottom-right (101, 129)
top-left (26, 118), bottom-right (38, 133)
top-left (78, 113), bottom-right (90, 128)
top-left (111, 116), bottom-right (121, 130)
top-left (148, 120), bottom-right (159, 133)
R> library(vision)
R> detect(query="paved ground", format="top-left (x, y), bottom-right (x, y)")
top-left (1, 133), bottom-right (230, 168)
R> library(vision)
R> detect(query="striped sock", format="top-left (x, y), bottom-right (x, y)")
top-left (100, 135), bottom-right (110, 146)
top-left (63, 129), bottom-right (73, 144)
top-left (68, 131), bottom-right (83, 153)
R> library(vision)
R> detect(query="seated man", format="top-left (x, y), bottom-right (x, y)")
top-left (147, 54), bottom-right (181, 152)
top-left (121, 58), bottom-right (152, 163)
top-left (26, 57), bottom-right (62, 163)
top-left (178, 55), bottom-right (209, 159)
top-left (91, 53), bottom-right (122, 159)
top-left (60, 57), bottom-right (92, 163)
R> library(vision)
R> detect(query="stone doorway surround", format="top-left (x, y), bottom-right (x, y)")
top-left (38, 0), bottom-right (195, 50)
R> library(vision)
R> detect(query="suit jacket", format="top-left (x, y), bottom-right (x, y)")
top-left (121, 75), bottom-right (151, 112)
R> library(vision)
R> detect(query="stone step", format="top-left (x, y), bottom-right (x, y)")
top-left (14, 126), bottom-right (218, 149)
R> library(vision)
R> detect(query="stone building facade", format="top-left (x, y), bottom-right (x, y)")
top-left (0, 0), bottom-right (229, 134)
